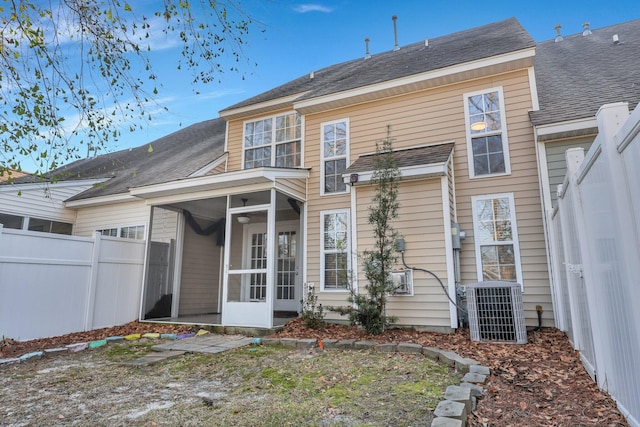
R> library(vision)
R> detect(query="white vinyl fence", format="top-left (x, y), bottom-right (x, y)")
top-left (550, 102), bottom-right (640, 427)
top-left (0, 227), bottom-right (145, 341)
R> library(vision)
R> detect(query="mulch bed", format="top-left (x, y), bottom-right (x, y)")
top-left (2, 318), bottom-right (628, 426)
top-left (0, 321), bottom-right (193, 359)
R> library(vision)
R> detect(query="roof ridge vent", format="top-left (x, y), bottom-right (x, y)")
top-left (554, 24), bottom-right (563, 42)
top-left (392, 15), bottom-right (400, 51)
top-left (364, 37), bottom-right (371, 59)
top-left (582, 22), bottom-right (592, 36)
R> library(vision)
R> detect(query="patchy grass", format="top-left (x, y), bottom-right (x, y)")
top-left (1, 343), bottom-right (461, 426)
top-left (103, 341), bottom-right (156, 361)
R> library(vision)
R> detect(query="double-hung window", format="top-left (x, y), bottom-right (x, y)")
top-left (321, 119), bottom-right (349, 194)
top-left (471, 193), bottom-right (522, 285)
top-left (243, 112), bottom-right (301, 169)
top-left (321, 210), bottom-right (350, 290)
top-left (98, 225), bottom-right (145, 240)
top-left (464, 88), bottom-right (510, 177)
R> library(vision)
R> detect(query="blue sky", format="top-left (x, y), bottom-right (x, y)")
top-left (22, 1), bottom-right (640, 170)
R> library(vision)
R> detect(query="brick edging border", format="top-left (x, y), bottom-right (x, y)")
top-left (259, 337), bottom-right (490, 427)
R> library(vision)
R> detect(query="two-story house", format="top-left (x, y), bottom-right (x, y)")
top-left (3, 18), bottom-right (554, 331)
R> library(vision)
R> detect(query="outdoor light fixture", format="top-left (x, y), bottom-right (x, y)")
top-left (470, 120), bottom-right (488, 132)
top-left (237, 198), bottom-right (250, 224)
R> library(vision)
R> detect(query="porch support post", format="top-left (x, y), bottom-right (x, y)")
top-left (267, 189), bottom-right (276, 328)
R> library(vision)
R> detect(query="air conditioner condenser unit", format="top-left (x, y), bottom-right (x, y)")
top-left (466, 281), bottom-right (527, 344)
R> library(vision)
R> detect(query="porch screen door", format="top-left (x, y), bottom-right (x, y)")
top-left (222, 207), bottom-right (271, 328)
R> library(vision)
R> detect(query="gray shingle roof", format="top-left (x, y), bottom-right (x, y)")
top-left (345, 143), bottom-right (454, 175)
top-left (530, 19), bottom-right (640, 126)
top-left (13, 118), bottom-right (226, 200)
top-left (222, 18), bottom-right (534, 112)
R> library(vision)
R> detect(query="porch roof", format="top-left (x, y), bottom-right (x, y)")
top-left (343, 143), bottom-right (454, 185)
top-left (128, 167), bottom-right (309, 202)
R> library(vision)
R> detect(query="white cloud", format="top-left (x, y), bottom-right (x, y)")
top-left (197, 88), bottom-right (246, 100)
top-left (293, 4), bottom-right (334, 13)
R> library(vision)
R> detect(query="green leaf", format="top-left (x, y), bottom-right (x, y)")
top-left (147, 144), bottom-right (153, 153)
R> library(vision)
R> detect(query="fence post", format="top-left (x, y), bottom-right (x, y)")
top-left (597, 103), bottom-right (640, 324)
top-left (84, 232), bottom-right (102, 331)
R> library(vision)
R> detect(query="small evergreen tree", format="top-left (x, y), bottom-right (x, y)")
top-left (330, 126), bottom-right (400, 334)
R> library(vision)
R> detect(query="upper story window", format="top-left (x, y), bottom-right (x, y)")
top-left (464, 88), bottom-right (510, 178)
top-left (471, 193), bottom-right (522, 286)
top-left (321, 118), bottom-right (349, 194)
top-left (243, 112), bottom-right (301, 169)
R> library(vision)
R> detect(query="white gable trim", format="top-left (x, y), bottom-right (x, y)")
top-left (294, 48), bottom-right (535, 115)
top-left (188, 153), bottom-right (228, 177)
top-left (129, 167), bottom-right (310, 200)
top-left (343, 162), bottom-right (448, 185)
top-left (535, 117), bottom-right (598, 141)
top-left (64, 193), bottom-right (139, 208)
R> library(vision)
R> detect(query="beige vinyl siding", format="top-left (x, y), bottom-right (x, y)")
top-left (179, 221), bottom-right (220, 315)
top-left (299, 68), bottom-right (551, 328)
top-left (355, 179), bottom-right (451, 329)
top-left (150, 208), bottom-right (178, 243)
top-left (275, 178), bottom-right (307, 200)
top-left (453, 73), bottom-right (551, 327)
top-left (545, 136), bottom-right (594, 207)
top-left (0, 183), bottom-right (94, 224)
top-left (73, 199), bottom-right (150, 237)
top-left (205, 162), bottom-right (227, 176)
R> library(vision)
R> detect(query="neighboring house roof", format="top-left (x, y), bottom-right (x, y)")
top-left (12, 118), bottom-right (226, 201)
top-left (221, 18), bottom-right (535, 113)
top-left (0, 169), bottom-right (29, 183)
top-left (530, 19), bottom-right (640, 127)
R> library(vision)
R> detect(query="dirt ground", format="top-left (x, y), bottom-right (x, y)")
top-left (1, 320), bottom-right (629, 426)
top-left (1, 339), bottom-right (458, 426)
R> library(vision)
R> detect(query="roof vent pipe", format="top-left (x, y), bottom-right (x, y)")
top-left (364, 37), bottom-right (371, 59)
top-left (582, 22), bottom-right (592, 36)
top-left (554, 24), bottom-right (563, 42)
top-left (392, 15), bottom-right (400, 51)
top-left (424, 37), bottom-right (429, 47)
top-left (309, 71), bottom-right (314, 79)
top-left (613, 34), bottom-right (620, 44)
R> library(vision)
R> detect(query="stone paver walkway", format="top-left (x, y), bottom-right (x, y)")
top-left (123, 334), bottom-right (254, 366)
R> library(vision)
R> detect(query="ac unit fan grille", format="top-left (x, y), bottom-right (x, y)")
top-left (467, 281), bottom-right (527, 344)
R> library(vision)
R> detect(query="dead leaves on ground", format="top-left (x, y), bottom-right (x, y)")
top-left (3, 318), bottom-right (628, 426)
top-left (274, 319), bottom-right (628, 426)
top-left (0, 321), bottom-right (192, 358)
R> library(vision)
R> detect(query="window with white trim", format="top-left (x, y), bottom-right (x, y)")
top-left (98, 225), bottom-right (145, 240)
top-left (321, 210), bottom-right (350, 290)
top-left (471, 194), bottom-right (522, 284)
top-left (321, 119), bottom-right (349, 194)
top-left (0, 212), bottom-right (72, 235)
top-left (243, 112), bottom-right (301, 169)
top-left (464, 88), bottom-right (510, 177)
